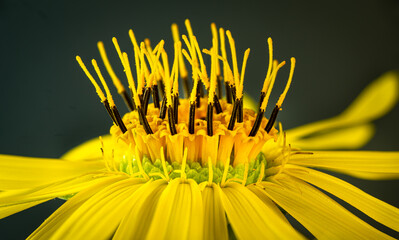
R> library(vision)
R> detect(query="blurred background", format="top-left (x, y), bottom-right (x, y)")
top-left (0, 0), bottom-right (398, 238)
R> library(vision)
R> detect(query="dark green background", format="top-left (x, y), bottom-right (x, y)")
top-left (0, 0), bottom-right (398, 239)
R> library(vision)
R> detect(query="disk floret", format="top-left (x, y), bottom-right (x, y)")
top-left (76, 20), bottom-right (296, 185)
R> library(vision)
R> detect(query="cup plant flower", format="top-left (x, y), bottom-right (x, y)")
top-left (1, 20), bottom-right (398, 239)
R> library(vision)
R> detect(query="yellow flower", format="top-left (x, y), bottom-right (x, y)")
top-left (1, 20), bottom-right (398, 239)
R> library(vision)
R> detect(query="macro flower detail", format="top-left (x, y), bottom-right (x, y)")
top-left (1, 20), bottom-right (398, 239)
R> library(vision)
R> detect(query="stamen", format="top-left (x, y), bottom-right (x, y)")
top-left (152, 84), bottom-right (161, 108)
top-left (265, 105), bottom-right (280, 133)
top-left (261, 38), bottom-right (274, 94)
top-left (264, 58), bottom-right (295, 133)
top-left (76, 56), bottom-right (106, 102)
top-left (276, 57), bottom-right (296, 108)
top-left (192, 36), bottom-right (210, 88)
top-left (173, 95), bottom-right (179, 123)
top-left (159, 96), bottom-right (167, 119)
top-left (76, 56), bottom-right (119, 125)
top-left (111, 106), bottom-right (127, 133)
top-left (206, 103), bottom-right (214, 136)
top-left (142, 87), bottom-right (152, 115)
top-left (92, 59), bottom-right (127, 133)
top-left (97, 41), bottom-right (134, 111)
top-left (171, 23), bottom-right (190, 98)
top-left (248, 109), bottom-right (264, 137)
top-left (236, 48), bottom-right (251, 123)
top-left (226, 30), bottom-right (240, 91)
top-left (167, 107), bottom-right (177, 135)
top-left (122, 52), bottom-right (141, 109)
top-left (211, 23), bottom-right (221, 78)
top-left (161, 50), bottom-right (177, 135)
top-left (260, 61), bottom-right (286, 111)
top-left (227, 98), bottom-right (240, 130)
top-left (188, 102), bottom-right (196, 134)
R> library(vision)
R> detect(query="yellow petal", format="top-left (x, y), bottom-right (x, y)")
top-left (113, 179), bottom-right (167, 239)
top-left (261, 174), bottom-right (394, 240)
top-left (284, 164), bottom-right (399, 232)
top-left (247, 184), bottom-right (289, 224)
top-left (0, 199), bottom-right (48, 219)
top-left (289, 151), bottom-right (399, 179)
top-left (146, 179), bottom-right (204, 240)
top-left (289, 124), bottom-right (374, 150)
top-left (61, 135), bottom-right (112, 161)
top-left (50, 178), bottom-right (145, 239)
top-left (28, 175), bottom-right (128, 240)
top-left (217, 182), bottom-right (305, 240)
top-left (0, 173), bottom-right (111, 209)
top-left (0, 154), bottom-right (105, 190)
top-left (202, 183), bottom-right (228, 240)
top-left (286, 71), bottom-right (398, 146)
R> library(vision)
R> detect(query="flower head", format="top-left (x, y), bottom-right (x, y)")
top-left (1, 20), bottom-right (399, 239)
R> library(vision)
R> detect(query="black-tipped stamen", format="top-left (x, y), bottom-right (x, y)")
top-left (152, 84), bottom-right (160, 108)
top-left (237, 97), bottom-right (243, 123)
top-left (120, 90), bottom-right (135, 111)
top-left (159, 96), bottom-right (167, 119)
top-left (227, 100), bottom-right (240, 130)
top-left (225, 82), bottom-right (232, 103)
top-left (142, 87), bottom-right (152, 115)
top-left (173, 94), bottom-right (179, 123)
top-left (206, 103), bottom-right (214, 136)
top-left (138, 94), bottom-right (144, 107)
top-left (265, 105), bottom-right (280, 133)
top-left (248, 109), bottom-right (265, 137)
top-left (213, 95), bottom-right (223, 114)
top-left (137, 106), bottom-right (153, 134)
top-left (103, 99), bottom-right (117, 125)
top-left (188, 102), bottom-right (196, 134)
top-left (182, 76), bottom-right (190, 99)
top-left (158, 79), bottom-right (165, 98)
top-left (216, 75), bottom-right (223, 98)
top-left (258, 92), bottom-right (266, 111)
top-left (167, 107), bottom-right (177, 135)
top-left (111, 106), bottom-right (127, 133)
top-left (231, 85), bottom-right (237, 101)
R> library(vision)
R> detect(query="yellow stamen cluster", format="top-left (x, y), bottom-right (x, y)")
top-left (76, 20), bottom-right (296, 169)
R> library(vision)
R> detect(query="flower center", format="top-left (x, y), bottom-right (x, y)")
top-left (76, 20), bottom-right (296, 184)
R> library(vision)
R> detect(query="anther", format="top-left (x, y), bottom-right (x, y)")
top-left (159, 96), bottom-right (167, 119)
top-left (142, 87), bottom-right (152, 115)
top-left (137, 105), bottom-right (153, 134)
top-left (206, 103), bottom-right (214, 136)
top-left (227, 99), bottom-right (240, 130)
top-left (265, 105), bottom-right (280, 133)
top-left (152, 84), bottom-right (160, 108)
top-left (237, 97), bottom-right (244, 123)
top-left (248, 109), bottom-right (265, 137)
top-left (111, 106), bottom-right (127, 133)
top-left (213, 95), bottom-right (223, 113)
top-left (188, 102), bottom-right (196, 134)
top-left (167, 107), bottom-right (177, 135)
top-left (172, 94), bottom-right (179, 123)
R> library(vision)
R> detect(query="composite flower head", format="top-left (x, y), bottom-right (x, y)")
top-left (1, 20), bottom-right (399, 239)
